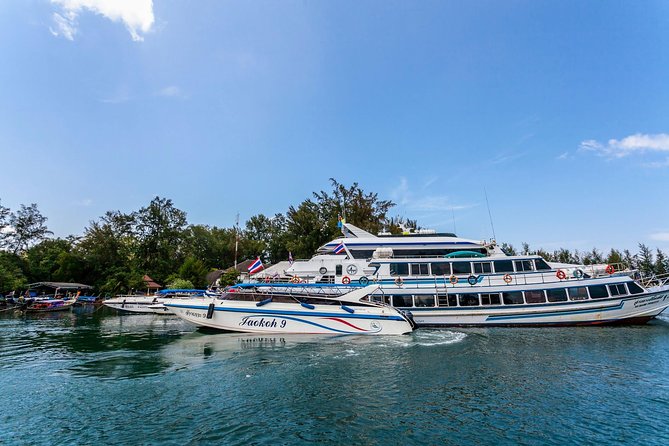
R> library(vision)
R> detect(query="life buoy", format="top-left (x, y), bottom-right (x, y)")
top-left (573, 269), bottom-right (584, 279)
top-left (467, 275), bottom-right (477, 286)
top-left (503, 273), bottom-right (512, 284)
top-left (319, 267), bottom-right (327, 275)
top-left (342, 276), bottom-right (351, 284)
top-left (556, 270), bottom-right (566, 280)
top-left (359, 276), bottom-right (369, 285)
top-left (290, 276), bottom-right (300, 283)
top-left (395, 277), bottom-right (404, 286)
top-left (264, 276), bottom-right (270, 283)
top-left (605, 264), bottom-right (615, 275)
top-left (449, 275), bottom-right (458, 284)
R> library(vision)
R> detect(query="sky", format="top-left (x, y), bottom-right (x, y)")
top-left (1, 0), bottom-right (669, 254)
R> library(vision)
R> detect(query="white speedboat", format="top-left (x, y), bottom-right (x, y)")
top-left (103, 289), bottom-right (207, 314)
top-left (164, 285), bottom-right (414, 335)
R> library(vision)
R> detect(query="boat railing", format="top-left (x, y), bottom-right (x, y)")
top-left (638, 272), bottom-right (669, 289)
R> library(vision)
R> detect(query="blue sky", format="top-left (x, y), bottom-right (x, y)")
top-left (1, 0), bottom-right (669, 253)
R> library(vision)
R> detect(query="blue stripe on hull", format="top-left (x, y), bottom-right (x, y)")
top-left (166, 303), bottom-right (405, 321)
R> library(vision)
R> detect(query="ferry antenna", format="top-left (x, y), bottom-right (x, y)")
top-left (484, 187), bottom-right (496, 241)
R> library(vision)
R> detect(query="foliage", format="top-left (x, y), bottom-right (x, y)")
top-left (0, 251), bottom-right (27, 292)
top-left (4, 203), bottom-right (52, 254)
top-left (165, 278), bottom-right (195, 290)
top-left (177, 257), bottom-right (209, 289)
top-left (218, 269), bottom-right (240, 287)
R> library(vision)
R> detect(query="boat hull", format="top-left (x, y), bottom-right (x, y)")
top-left (165, 300), bottom-right (412, 335)
top-left (103, 297), bottom-right (174, 314)
top-left (404, 290), bottom-right (669, 327)
top-left (25, 299), bottom-right (76, 313)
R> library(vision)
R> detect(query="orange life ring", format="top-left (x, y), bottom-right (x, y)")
top-left (605, 264), bottom-right (615, 275)
top-left (503, 274), bottom-right (512, 284)
top-left (342, 276), bottom-right (351, 284)
top-left (449, 275), bottom-right (458, 284)
top-left (263, 276), bottom-right (270, 283)
top-left (290, 276), bottom-right (300, 283)
top-left (556, 270), bottom-right (566, 280)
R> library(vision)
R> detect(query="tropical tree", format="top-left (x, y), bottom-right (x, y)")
top-left (133, 197), bottom-right (188, 283)
top-left (5, 203), bottom-right (52, 254)
top-left (0, 251), bottom-right (27, 292)
top-left (637, 244), bottom-right (654, 276)
top-left (176, 257), bottom-right (209, 289)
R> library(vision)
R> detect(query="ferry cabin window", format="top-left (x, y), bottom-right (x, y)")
top-left (502, 291), bottom-right (524, 305)
top-left (391, 295), bottom-right (413, 307)
top-left (335, 265), bottom-right (342, 276)
top-left (524, 290), bottom-right (546, 304)
top-left (473, 262), bottom-right (492, 274)
top-left (452, 262), bottom-right (472, 275)
top-left (480, 293), bottom-right (501, 305)
top-left (411, 263), bottom-right (430, 276)
top-left (626, 282), bottom-right (645, 295)
top-left (458, 293), bottom-right (480, 306)
top-left (431, 262), bottom-right (452, 276)
top-left (350, 250), bottom-right (374, 259)
top-left (567, 287), bottom-right (588, 301)
top-left (493, 260), bottom-right (514, 273)
top-left (534, 259), bottom-right (551, 271)
top-left (415, 295), bottom-right (436, 307)
top-left (588, 285), bottom-right (609, 299)
top-left (608, 284), bottom-right (627, 296)
top-left (546, 288), bottom-right (568, 302)
top-left (514, 260), bottom-right (534, 272)
top-left (390, 263), bottom-right (409, 276)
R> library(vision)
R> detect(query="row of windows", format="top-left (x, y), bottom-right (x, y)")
top-left (388, 258), bottom-right (551, 277)
top-left (345, 248), bottom-right (488, 259)
top-left (372, 282), bottom-right (644, 308)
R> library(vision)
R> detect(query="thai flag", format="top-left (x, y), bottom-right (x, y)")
top-left (248, 257), bottom-right (264, 275)
top-left (333, 243), bottom-right (346, 254)
top-left (288, 252), bottom-right (294, 265)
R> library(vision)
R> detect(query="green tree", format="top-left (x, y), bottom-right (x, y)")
top-left (177, 257), bottom-right (209, 289)
top-left (637, 243), bottom-right (654, 276)
top-left (134, 197), bottom-right (187, 283)
top-left (24, 238), bottom-right (76, 282)
top-left (5, 203), bottom-right (52, 254)
top-left (655, 249), bottom-right (668, 276)
top-left (606, 249), bottom-right (623, 266)
top-left (78, 211), bottom-right (136, 290)
top-left (244, 213), bottom-right (288, 264)
top-left (0, 251), bottom-right (27, 292)
top-left (182, 224), bottom-right (237, 269)
top-left (500, 243), bottom-right (517, 256)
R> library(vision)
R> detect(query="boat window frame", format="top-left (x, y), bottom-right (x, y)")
top-left (546, 288), bottom-right (568, 302)
top-left (458, 293), bottom-right (480, 307)
top-left (493, 260), bottom-right (514, 273)
top-left (567, 286), bottom-right (589, 301)
top-left (410, 263), bottom-right (430, 276)
top-left (524, 289), bottom-right (547, 304)
top-left (502, 291), bottom-right (524, 305)
top-left (452, 261), bottom-right (472, 275)
top-left (608, 283), bottom-right (627, 297)
top-left (480, 293), bottom-right (501, 306)
top-left (587, 285), bottom-right (609, 299)
top-left (473, 262), bottom-right (493, 274)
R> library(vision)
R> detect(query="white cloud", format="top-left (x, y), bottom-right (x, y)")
top-left (50, 11), bottom-right (78, 40)
top-left (556, 151), bottom-right (569, 160)
top-left (579, 133), bottom-right (669, 159)
top-left (50, 0), bottom-right (155, 41)
top-left (642, 157), bottom-right (669, 169)
top-left (390, 177), bottom-right (475, 213)
top-left (157, 86), bottom-right (184, 98)
top-left (650, 232), bottom-right (669, 242)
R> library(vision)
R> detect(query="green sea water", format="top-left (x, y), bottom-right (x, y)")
top-left (1, 306), bottom-right (668, 445)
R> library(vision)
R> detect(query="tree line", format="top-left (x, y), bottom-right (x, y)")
top-left (1, 178), bottom-right (668, 294)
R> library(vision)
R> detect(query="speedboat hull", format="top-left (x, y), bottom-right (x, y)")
top-left (165, 299), bottom-right (413, 335)
top-left (103, 296), bottom-right (174, 314)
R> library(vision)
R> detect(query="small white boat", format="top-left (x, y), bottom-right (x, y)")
top-left (164, 285), bottom-right (414, 335)
top-left (103, 289), bottom-right (207, 314)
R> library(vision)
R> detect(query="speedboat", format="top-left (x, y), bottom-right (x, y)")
top-left (164, 285), bottom-right (414, 335)
top-left (103, 289), bottom-right (207, 314)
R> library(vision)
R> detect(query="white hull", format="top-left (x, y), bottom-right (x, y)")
top-left (405, 291), bottom-right (669, 326)
top-left (103, 296), bottom-right (174, 314)
top-left (165, 299), bottom-right (412, 335)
